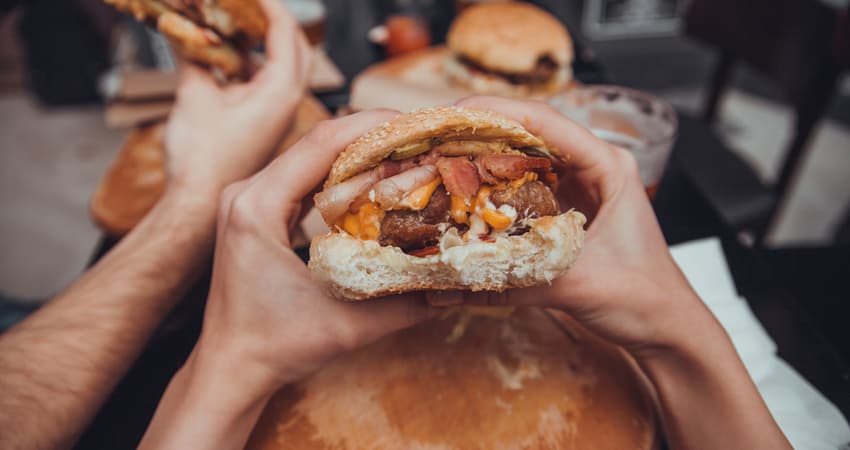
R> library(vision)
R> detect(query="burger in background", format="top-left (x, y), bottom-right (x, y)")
top-left (443, 2), bottom-right (573, 98)
top-left (102, 0), bottom-right (267, 78)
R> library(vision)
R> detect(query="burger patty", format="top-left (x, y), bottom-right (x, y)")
top-left (490, 181), bottom-right (560, 220)
top-left (459, 55), bottom-right (559, 85)
top-left (379, 181), bottom-right (560, 251)
top-left (379, 186), bottom-right (452, 250)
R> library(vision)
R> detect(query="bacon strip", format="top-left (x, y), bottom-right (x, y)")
top-left (478, 154), bottom-right (552, 180)
top-left (436, 157), bottom-right (480, 199)
top-left (408, 245), bottom-right (440, 257)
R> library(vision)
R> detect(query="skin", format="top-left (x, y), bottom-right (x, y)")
top-left (0, 0), bottom-right (310, 448)
top-left (139, 97), bottom-right (792, 449)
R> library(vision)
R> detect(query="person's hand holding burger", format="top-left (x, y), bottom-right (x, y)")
top-left (428, 96), bottom-right (790, 450)
top-left (164, 0), bottom-right (311, 199)
top-left (139, 111), bottom-right (438, 450)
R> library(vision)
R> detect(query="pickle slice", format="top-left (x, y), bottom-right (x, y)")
top-left (390, 140), bottom-right (433, 160)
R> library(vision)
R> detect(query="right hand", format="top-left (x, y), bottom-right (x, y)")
top-left (428, 96), bottom-right (715, 358)
top-left (164, 0), bottom-right (312, 197)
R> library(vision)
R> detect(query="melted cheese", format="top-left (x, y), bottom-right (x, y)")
top-left (510, 171), bottom-right (538, 189)
top-left (470, 171), bottom-right (540, 233)
top-left (338, 202), bottom-right (384, 240)
top-left (450, 194), bottom-right (470, 225)
top-left (339, 171), bottom-right (539, 242)
top-left (480, 208), bottom-right (513, 231)
top-left (398, 177), bottom-right (441, 210)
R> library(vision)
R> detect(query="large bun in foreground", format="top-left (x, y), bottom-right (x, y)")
top-left (246, 308), bottom-right (657, 450)
top-left (309, 106), bottom-right (586, 301)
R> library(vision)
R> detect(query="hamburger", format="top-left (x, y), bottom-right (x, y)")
top-left (309, 107), bottom-right (586, 301)
top-left (246, 308), bottom-right (657, 450)
top-left (103, 0), bottom-right (267, 78)
top-left (444, 2), bottom-right (573, 97)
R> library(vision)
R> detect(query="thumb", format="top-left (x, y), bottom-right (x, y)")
top-left (341, 293), bottom-right (441, 346)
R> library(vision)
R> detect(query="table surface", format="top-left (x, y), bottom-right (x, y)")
top-left (75, 3), bottom-right (850, 448)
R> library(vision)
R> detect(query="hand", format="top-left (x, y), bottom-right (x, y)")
top-left (164, 0), bottom-right (312, 196)
top-left (193, 110), bottom-right (437, 396)
top-left (428, 96), bottom-right (714, 357)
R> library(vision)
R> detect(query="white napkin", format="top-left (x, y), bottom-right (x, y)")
top-left (670, 237), bottom-right (850, 450)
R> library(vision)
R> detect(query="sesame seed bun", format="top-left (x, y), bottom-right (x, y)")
top-left (446, 2), bottom-right (573, 76)
top-left (309, 107), bottom-right (585, 301)
top-left (325, 106), bottom-right (559, 187)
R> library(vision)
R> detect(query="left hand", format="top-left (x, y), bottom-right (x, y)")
top-left (193, 110), bottom-right (438, 395)
top-left (140, 111), bottom-right (437, 450)
top-left (164, 0), bottom-right (312, 196)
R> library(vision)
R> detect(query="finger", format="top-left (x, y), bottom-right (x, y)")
top-left (256, 0), bottom-right (301, 62)
top-left (455, 96), bottom-right (615, 171)
top-left (245, 109), bottom-right (401, 215)
top-left (254, 0), bottom-right (312, 96)
top-left (343, 293), bottom-right (440, 341)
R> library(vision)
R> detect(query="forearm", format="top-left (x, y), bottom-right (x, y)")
top-left (139, 341), bottom-right (278, 450)
top-left (0, 188), bottom-right (218, 449)
top-left (636, 296), bottom-right (791, 450)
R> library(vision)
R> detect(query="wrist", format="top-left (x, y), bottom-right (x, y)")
top-left (164, 176), bottom-right (225, 208)
top-left (629, 292), bottom-right (731, 372)
top-left (192, 332), bottom-right (286, 401)
top-left (140, 346), bottom-right (276, 450)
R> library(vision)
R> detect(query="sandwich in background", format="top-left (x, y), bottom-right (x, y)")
top-left (444, 2), bottom-right (573, 97)
top-left (103, 0), bottom-right (266, 78)
top-left (349, 2), bottom-right (576, 111)
top-left (91, 96), bottom-right (332, 236)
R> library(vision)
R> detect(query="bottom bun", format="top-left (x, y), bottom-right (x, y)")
top-left (309, 211), bottom-right (586, 301)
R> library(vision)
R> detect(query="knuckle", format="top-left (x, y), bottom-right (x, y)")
top-left (226, 189), bottom-right (262, 233)
top-left (217, 182), bottom-right (243, 223)
top-left (330, 315), bottom-right (362, 353)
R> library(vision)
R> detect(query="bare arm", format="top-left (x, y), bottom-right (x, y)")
top-left (0, 0), bottom-right (309, 445)
top-left (634, 288), bottom-right (790, 450)
top-left (0, 187), bottom-right (217, 449)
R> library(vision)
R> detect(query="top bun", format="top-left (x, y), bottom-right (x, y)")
top-left (447, 2), bottom-right (573, 74)
top-left (325, 106), bottom-right (561, 187)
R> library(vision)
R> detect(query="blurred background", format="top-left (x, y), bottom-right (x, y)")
top-left (1, 0), bottom-right (848, 313)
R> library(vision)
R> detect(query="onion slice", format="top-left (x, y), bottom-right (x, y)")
top-left (314, 169), bottom-right (382, 225)
top-left (371, 165), bottom-right (439, 209)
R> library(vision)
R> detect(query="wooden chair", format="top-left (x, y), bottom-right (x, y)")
top-left (685, 0), bottom-right (844, 246)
